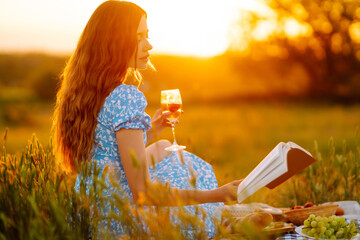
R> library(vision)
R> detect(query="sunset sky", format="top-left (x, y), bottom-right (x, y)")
top-left (0, 0), bottom-right (273, 57)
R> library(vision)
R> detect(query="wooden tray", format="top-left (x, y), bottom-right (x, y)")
top-left (283, 204), bottom-right (338, 226)
top-left (263, 223), bottom-right (295, 236)
top-left (224, 222), bottom-right (295, 239)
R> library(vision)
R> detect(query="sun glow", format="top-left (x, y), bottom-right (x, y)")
top-left (132, 0), bottom-right (246, 57)
top-left (0, 0), bottom-right (300, 57)
top-left (284, 18), bottom-right (312, 38)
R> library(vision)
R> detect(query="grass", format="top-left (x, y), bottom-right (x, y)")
top-left (0, 128), bottom-right (358, 239)
top-left (1, 101), bottom-right (360, 184)
top-left (1, 52), bottom-right (359, 238)
top-left (0, 135), bottom-right (256, 239)
top-left (149, 102), bottom-right (360, 187)
top-left (0, 101), bottom-right (359, 239)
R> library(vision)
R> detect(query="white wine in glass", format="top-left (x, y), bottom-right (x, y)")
top-left (161, 89), bottom-right (186, 151)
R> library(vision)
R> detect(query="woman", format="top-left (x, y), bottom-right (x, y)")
top-left (52, 0), bottom-right (241, 238)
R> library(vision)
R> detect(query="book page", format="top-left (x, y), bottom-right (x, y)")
top-left (239, 159), bottom-right (284, 194)
top-left (237, 168), bottom-right (283, 202)
top-left (237, 142), bottom-right (289, 203)
top-left (237, 153), bottom-right (284, 195)
top-left (238, 142), bottom-right (282, 188)
top-left (265, 145), bottom-right (317, 189)
top-left (287, 141), bottom-right (312, 156)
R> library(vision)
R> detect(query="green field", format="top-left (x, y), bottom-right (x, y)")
top-left (2, 101), bottom-right (359, 188)
top-left (0, 100), bottom-right (359, 239)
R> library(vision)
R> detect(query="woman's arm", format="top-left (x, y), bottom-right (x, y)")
top-left (167, 180), bottom-right (241, 205)
top-left (146, 108), bottom-right (176, 143)
top-left (116, 129), bottom-right (149, 200)
top-left (116, 129), bottom-right (240, 205)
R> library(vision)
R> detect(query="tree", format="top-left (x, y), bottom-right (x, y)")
top-left (230, 0), bottom-right (360, 101)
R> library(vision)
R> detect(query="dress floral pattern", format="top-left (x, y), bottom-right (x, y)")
top-left (75, 84), bottom-right (223, 239)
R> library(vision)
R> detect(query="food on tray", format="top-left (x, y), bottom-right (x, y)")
top-left (301, 214), bottom-right (358, 239)
top-left (243, 212), bottom-right (273, 229)
top-left (222, 212), bottom-right (274, 233)
top-left (284, 204), bottom-right (338, 225)
top-left (293, 205), bottom-right (303, 209)
top-left (335, 207), bottom-right (344, 216)
top-left (304, 202), bottom-right (314, 208)
top-left (264, 222), bottom-right (296, 236)
top-left (265, 221), bottom-right (285, 229)
top-left (291, 202), bottom-right (314, 209)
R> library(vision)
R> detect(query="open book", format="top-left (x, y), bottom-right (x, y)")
top-left (237, 142), bottom-right (317, 203)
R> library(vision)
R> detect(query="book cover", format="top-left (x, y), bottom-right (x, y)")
top-left (266, 147), bottom-right (317, 189)
top-left (237, 142), bottom-right (317, 203)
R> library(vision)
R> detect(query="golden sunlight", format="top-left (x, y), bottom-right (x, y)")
top-left (133, 0), bottom-right (244, 57)
top-left (284, 18), bottom-right (312, 38)
top-left (0, 0), bottom-right (274, 57)
top-left (0, 0), bottom-right (309, 57)
top-left (349, 22), bottom-right (360, 44)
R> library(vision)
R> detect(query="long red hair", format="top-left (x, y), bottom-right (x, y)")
top-left (52, 1), bottom-right (146, 172)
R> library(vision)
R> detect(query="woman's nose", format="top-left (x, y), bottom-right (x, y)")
top-left (145, 39), bottom-right (153, 51)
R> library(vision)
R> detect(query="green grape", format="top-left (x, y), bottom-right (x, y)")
top-left (304, 220), bottom-right (310, 227)
top-left (311, 221), bottom-right (318, 227)
top-left (349, 222), bottom-right (356, 230)
top-left (302, 215), bottom-right (358, 240)
top-left (336, 230), bottom-right (344, 238)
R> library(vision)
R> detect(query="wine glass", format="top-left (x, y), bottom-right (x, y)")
top-left (161, 89), bottom-right (186, 151)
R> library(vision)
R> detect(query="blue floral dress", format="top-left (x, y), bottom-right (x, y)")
top-left (75, 84), bottom-right (223, 238)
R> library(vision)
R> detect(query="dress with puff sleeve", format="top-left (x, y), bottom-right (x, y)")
top-left (76, 84), bottom-right (223, 239)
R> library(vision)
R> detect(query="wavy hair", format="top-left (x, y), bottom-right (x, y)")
top-left (52, 1), bottom-right (146, 172)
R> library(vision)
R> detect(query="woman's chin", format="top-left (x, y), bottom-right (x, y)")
top-left (137, 63), bottom-right (148, 70)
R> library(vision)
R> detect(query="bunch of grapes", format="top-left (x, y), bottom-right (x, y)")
top-left (302, 214), bottom-right (358, 239)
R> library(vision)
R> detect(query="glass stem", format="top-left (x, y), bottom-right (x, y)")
top-left (171, 122), bottom-right (178, 145)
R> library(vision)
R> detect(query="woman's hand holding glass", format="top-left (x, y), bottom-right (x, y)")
top-left (161, 89), bottom-right (186, 151)
top-left (150, 108), bottom-right (175, 134)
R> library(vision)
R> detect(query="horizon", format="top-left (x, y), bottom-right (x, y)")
top-left (0, 0), bottom-right (273, 57)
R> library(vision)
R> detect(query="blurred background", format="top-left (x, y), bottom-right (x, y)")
top-left (0, 0), bottom-right (359, 186)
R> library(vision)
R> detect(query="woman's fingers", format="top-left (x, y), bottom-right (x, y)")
top-left (227, 180), bottom-right (243, 200)
top-left (155, 107), bottom-right (184, 126)
top-left (153, 108), bottom-right (182, 128)
top-left (232, 179), bottom-right (243, 186)
top-left (161, 111), bottom-right (171, 119)
top-left (164, 119), bottom-right (178, 126)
